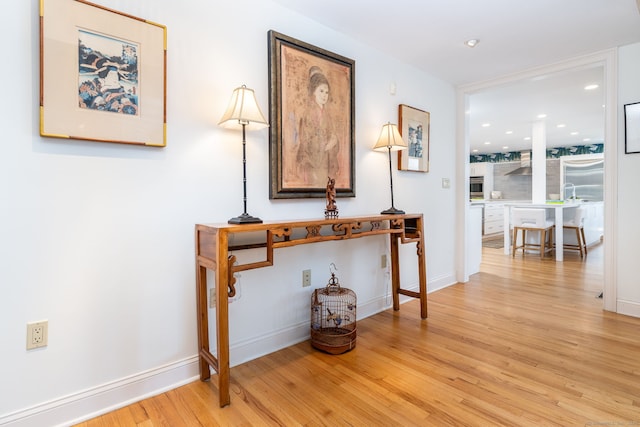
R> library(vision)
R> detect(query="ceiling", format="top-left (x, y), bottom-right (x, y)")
top-left (271, 0), bottom-right (640, 154)
top-left (468, 65), bottom-right (605, 154)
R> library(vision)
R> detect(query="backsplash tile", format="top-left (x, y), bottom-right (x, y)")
top-left (492, 159), bottom-right (560, 200)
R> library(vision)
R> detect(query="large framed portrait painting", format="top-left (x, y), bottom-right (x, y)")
top-left (268, 31), bottom-right (355, 199)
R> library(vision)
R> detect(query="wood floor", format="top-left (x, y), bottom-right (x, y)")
top-left (77, 244), bottom-right (640, 426)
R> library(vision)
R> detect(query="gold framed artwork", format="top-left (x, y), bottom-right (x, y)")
top-left (268, 30), bottom-right (355, 199)
top-left (40, 0), bottom-right (167, 147)
top-left (398, 104), bottom-right (430, 172)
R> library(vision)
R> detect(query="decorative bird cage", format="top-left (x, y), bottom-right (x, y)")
top-left (310, 266), bottom-right (357, 354)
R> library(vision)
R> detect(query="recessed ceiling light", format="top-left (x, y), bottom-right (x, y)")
top-left (481, 123), bottom-right (491, 127)
top-left (484, 141), bottom-right (491, 145)
top-left (584, 84), bottom-right (599, 90)
top-left (583, 138), bottom-right (591, 142)
top-left (570, 131), bottom-right (579, 136)
top-left (465, 39), bottom-right (479, 48)
top-left (524, 137), bottom-right (531, 141)
top-left (472, 149), bottom-right (479, 153)
top-left (557, 124), bottom-right (566, 128)
top-left (503, 146), bottom-right (509, 150)
top-left (505, 130), bottom-right (513, 135)
top-left (537, 114), bottom-right (547, 119)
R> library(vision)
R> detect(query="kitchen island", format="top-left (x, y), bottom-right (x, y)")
top-left (502, 202), bottom-right (582, 261)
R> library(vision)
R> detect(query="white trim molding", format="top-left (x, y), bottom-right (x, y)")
top-left (0, 357), bottom-right (200, 427)
top-left (617, 299), bottom-right (640, 318)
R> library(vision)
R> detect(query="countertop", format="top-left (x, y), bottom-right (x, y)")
top-left (470, 199), bottom-right (529, 205)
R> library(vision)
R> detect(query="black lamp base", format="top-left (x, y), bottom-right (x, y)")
top-left (228, 213), bottom-right (263, 224)
top-left (381, 207), bottom-right (405, 215)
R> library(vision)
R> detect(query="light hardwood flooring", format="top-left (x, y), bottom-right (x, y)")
top-left (77, 243), bottom-right (640, 426)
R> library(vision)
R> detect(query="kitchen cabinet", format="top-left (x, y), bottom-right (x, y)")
top-left (470, 163), bottom-right (494, 199)
top-left (470, 162), bottom-right (487, 176)
top-left (484, 203), bottom-right (504, 235)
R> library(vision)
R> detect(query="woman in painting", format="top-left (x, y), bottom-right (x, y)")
top-left (295, 66), bottom-right (340, 187)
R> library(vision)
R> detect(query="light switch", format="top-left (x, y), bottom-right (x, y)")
top-left (442, 178), bottom-right (450, 189)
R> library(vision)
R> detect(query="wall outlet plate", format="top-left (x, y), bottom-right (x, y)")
top-left (302, 269), bottom-right (311, 287)
top-left (27, 321), bottom-right (48, 350)
top-left (209, 287), bottom-right (216, 308)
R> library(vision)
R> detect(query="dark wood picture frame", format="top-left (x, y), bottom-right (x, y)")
top-left (624, 102), bottom-right (640, 154)
top-left (268, 30), bottom-right (355, 199)
top-left (398, 104), bottom-right (430, 172)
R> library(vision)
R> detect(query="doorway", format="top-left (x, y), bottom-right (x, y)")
top-left (457, 50), bottom-right (617, 311)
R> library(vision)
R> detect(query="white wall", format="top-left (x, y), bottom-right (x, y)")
top-left (0, 0), bottom-right (456, 424)
top-left (616, 42), bottom-right (640, 317)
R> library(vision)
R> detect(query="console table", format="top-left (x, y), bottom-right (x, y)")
top-left (194, 214), bottom-right (428, 407)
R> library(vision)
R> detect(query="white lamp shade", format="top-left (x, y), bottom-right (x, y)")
top-left (373, 122), bottom-right (407, 152)
top-left (218, 85), bottom-right (269, 130)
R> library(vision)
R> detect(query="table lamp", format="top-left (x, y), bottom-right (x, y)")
top-left (218, 85), bottom-right (269, 224)
top-left (373, 122), bottom-right (407, 214)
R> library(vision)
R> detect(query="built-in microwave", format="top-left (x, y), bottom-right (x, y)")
top-left (470, 176), bottom-right (484, 198)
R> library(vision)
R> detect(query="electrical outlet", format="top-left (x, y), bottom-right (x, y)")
top-left (27, 321), bottom-right (48, 350)
top-left (209, 287), bottom-right (216, 308)
top-left (302, 269), bottom-right (311, 287)
top-left (380, 254), bottom-right (387, 268)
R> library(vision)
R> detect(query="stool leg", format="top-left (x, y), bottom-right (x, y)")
top-left (575, 228), bottom-right (583, 257)
top-left (540, 229), bottom-right (546, 258)
top-left (512, 228), bottom-right (518, 257)
top-left (580, 227), bottom-right (588, 255)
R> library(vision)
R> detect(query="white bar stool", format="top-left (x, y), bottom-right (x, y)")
top-left (562, 207), bottom-right (588, 257)
top-left (511, 208), bottom-right (555, 258)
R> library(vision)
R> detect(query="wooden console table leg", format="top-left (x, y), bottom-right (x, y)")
top-left (215, 245), bottom-right (231, 407)
top-left (417, 225), bottom-right (428, 319)
top-left (196, 264), bottom-right (211, 381)
top-left (390, 234), bottom-right (401, 311)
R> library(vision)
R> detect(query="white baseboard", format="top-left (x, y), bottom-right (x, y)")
top-left (427, 273), bottom-right (457, 293)
top-left (617, 299), bottom-right (640, 318)
top-left (1, 287), bottom-right (449, 427)
top-left (230, 276), bottom-right (457, 366)
top-left (0, 357), bottom-right (200, 427)
top-left (229, 291), bottom-right (400, 366)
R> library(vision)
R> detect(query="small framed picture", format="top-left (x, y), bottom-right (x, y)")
top-left (398, 104), bottom-right (430, 172)
top-left (40, 0), bottom-right (167, 147)
top-left (268, 30), bottom-right (355, 199)
top-left (624, 102), bottom-right (640, 154)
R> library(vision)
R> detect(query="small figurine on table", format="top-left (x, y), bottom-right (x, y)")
top-left (325, 177), bottom-right (338, 218)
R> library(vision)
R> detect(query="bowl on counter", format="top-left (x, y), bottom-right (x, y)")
top-left (548, 193), bottom-right (560, 200)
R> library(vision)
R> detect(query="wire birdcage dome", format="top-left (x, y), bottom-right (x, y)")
top-left (310, 265), bottom-right (356, 354)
